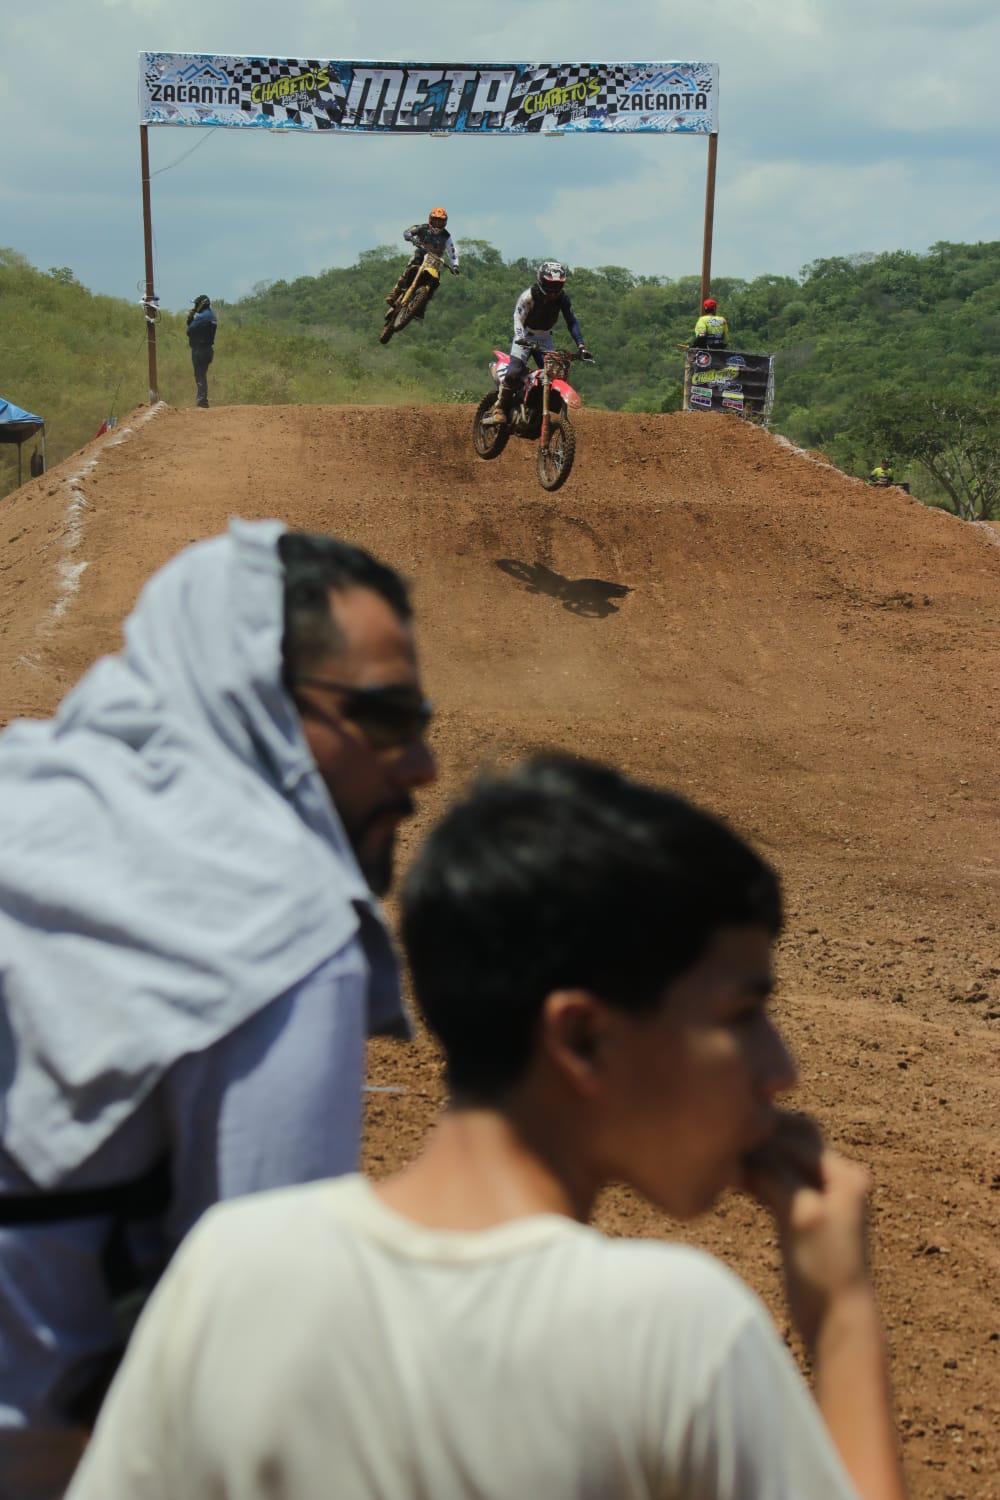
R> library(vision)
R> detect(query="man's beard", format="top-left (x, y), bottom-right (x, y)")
top-left (351, 796), bottom-right (414, 896)
top-left (360, 834), bottom-right (395, 897)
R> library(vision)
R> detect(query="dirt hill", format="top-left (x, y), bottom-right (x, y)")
top-left (2, 402), bottom-right (997, 1497)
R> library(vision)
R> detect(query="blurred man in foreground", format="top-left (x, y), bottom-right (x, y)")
top-left (0, 520), bottom-right (435, 1497)
top-left (69, 756), bottom-right (905, 1500)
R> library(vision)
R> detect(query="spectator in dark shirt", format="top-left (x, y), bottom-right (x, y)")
top-left (186, 295), bottom-right (218, 409)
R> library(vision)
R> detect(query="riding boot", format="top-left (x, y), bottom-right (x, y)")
top-left (489, 385), bottom-right (516, 424)
top-left (390, 264), bottom-right (419, 303)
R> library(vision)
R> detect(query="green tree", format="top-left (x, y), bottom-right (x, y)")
top-left (864, 395), bottom-right (1000, 521)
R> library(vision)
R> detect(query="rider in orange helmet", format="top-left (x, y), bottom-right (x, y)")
top-left (386, 207), bottom-right (460, 318)
top-left (692, 297), bottom-right (729, 349)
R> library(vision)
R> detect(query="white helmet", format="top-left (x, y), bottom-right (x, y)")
top-left (536, 260), bottom-right (568, 297)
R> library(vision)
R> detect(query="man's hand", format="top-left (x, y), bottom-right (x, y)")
top-left (743, 1112), bottom-right (872, 1350)
top-left (577, 346), bottom-right (595, 363)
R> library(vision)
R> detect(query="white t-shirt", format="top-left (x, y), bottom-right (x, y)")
top-left (68, 1176), bottom-right (859, 1500)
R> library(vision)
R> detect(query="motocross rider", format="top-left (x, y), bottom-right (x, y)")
top-left (487, 261), bottom-right (592, 424)
top-left (692, 297), bottom-right (729, 349)
top-left (386, 207), bottom-right (459, 317)
top-left (869, 460), bottom-right (895, 486)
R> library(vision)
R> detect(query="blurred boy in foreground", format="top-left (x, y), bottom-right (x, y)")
top-left (70, 756), bottom-right (905, 1500)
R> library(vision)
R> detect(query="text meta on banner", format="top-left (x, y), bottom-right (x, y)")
top-left (139, 55), bottom-right (719, 136)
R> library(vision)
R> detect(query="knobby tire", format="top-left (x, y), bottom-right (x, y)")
top-left (393, 283), bottom-right (432, 332)
top-left (472, 394), bottom-right (510, 460)
top-left (537, 416), bottom-right (575, 491)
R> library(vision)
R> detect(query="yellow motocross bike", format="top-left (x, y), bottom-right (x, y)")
top-left (379, 251), bottom-right (452, 345)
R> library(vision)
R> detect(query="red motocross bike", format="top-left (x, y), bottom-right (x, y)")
top-left (472, 346), bottom-right (592, 492)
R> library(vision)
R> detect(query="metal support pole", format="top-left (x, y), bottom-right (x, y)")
top-left (700, 132), bottom-right (719, 307)
top-left (139, 125), bottom-right (159, 404)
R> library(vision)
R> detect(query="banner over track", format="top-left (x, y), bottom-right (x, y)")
top-left (136, 54), bottom-right (721, 402)
top-left (139, 54), bottom-right (718, 135)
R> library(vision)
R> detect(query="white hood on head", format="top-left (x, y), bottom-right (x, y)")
top-left (0, 518), bottom-right (400, 1185)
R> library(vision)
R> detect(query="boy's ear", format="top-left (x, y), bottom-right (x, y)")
top-left (541, 990), bottom-right (609, 1089)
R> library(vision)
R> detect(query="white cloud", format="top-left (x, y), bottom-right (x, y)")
top-left (0, 0), bottom-right (996, 309)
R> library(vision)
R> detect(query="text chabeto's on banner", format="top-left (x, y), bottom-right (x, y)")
top-left (139, 55), bottom-right (718, 135)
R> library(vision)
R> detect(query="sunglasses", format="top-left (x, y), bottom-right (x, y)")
top-left (291, 676), bottom-right (433, 750)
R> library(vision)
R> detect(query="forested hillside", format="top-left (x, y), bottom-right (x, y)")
top-left (3, 240), bottom-right (999, 515)
top-left (232, 237), bottom-right (1000, 513)
top-left (0, 248), bottom-right (425, 496)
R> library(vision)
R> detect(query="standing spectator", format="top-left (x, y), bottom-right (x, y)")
top-left (68, 756), bottom-right (906, 1500)
top-left (0, 520), bottom-right (436, 1498)
top-left (692, 296), bottom-right (730, 349)
top-left (186, 294), bottom-right (217, 408)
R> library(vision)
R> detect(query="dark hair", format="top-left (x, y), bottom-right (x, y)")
top-left (402, 755), bottom-right (782, 1101)
top-left (277, 530), bottom-right (412, 679)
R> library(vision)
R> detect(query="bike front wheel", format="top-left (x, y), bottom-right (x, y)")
top-left (394, 283), bottom-right (432, 332)
top-left (537, 416), bottom-right (576, 491)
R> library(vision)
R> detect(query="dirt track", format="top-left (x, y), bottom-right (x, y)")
top-left (2, 402), bottom-right (998, 1497)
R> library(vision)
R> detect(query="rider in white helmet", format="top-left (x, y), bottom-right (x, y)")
top-left (487, 261), bottom-right (592, 424)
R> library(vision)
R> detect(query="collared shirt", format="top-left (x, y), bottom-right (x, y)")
top-left (0, 944), bottom-right (376, 1499)
top-left (186, 307), bottom-right (217, 349)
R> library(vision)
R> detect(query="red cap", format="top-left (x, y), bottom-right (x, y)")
top-left (703, 297), bottom-right (717, 312)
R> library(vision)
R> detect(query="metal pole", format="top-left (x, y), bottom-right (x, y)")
top-left (700, 132), bottom-right (719, 307)
top-left (139, 125), bottom-right (159, 404)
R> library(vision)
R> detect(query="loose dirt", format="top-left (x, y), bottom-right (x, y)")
top-left (2, 402), bottom-right (997, 1497)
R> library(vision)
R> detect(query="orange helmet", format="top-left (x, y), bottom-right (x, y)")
top-left (702, 297), bottom-right (717, 312)
top-left (429, 206), bottom-right (448, 226)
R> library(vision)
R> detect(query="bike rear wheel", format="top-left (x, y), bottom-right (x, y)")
top-left (537, 417), bottom-right (575, 491)
top-left (393, 283), bottom-right (432, 332)
top-left (473, 394), bottom-right (510, 460)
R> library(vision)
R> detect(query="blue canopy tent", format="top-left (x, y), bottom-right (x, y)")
top-left (0, 397), bottom-right (46, 488)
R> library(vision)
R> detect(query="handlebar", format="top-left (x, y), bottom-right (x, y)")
top-left (537, 347), bottom-right (595, 365)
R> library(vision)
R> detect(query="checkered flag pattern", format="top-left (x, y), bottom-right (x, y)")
top-left (506, 64), bottom-right (715, 131)
top-left (140, 55), bottom-right (717, 134)
top-left (506, 65), bottom-right (640, 130)
top-left (237, 58), bottom-right (347, 130)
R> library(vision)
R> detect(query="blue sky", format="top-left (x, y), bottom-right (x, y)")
top-left (1, 0), bottom-right (998, 310)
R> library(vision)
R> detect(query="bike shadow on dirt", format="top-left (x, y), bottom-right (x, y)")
top-left (494, 560), bottom-right (632, 619)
